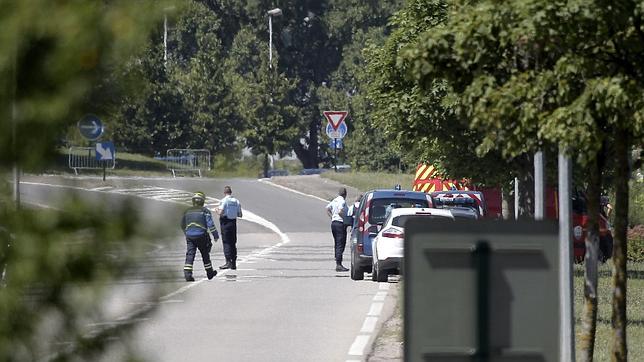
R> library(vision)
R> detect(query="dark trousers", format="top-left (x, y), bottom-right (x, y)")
top-left (220, 217), bottom-right (237, 262)
top-left (184, 235), bottom-right (213, 276)
top-left (331, 221), bottom-right (347, 263)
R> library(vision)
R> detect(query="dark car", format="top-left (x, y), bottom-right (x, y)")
top-left (346, 189), bottom-right (433, 280)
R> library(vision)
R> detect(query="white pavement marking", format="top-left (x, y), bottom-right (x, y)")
top-left (378, 282), bottom-right (390, 290)
top-left (367, 302), bottom-right (384, 316)
top-left (373, 291), bottom-right (387, 301)
top-left (348, 335), bottom-right (370, 356)
top-left (360, 316), bottom-right (378, 333)
top-left (259, 179), bottom-right (329, 203)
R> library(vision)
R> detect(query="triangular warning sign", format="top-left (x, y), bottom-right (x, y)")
top-left (323, 111), bottom-right (348, 130)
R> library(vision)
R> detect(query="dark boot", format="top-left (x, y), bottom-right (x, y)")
top-left (206, 268), bottom-right (217, 280)
top-left (231, 260), bottom-right (237, 270)
top-left (335, 263), bottom-right (349, 272)
top-left (184, 272), bottom-right (195, 282)
top-left (219, 261), bottom-right (231, 270)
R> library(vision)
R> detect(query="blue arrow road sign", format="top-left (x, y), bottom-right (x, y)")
top-left (329, 138), bottom-right (343, 149)
top-left (96, 142), bottom-right (115, 161)
top-left (78, 114), bottom-right (104, 140)
top-left (325, 121), bottom-right (347, 139)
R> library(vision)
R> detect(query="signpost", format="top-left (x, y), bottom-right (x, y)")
top-left (323, 111), bottom-right (348, 171)
top-left (328, 138), bottom-right (343, 149)
top-left (95, 141), bottom-right (115, 181)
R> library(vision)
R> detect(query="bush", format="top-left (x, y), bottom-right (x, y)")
top-left (630, 180), bottom-right (644, 227)
top-left (628, 225), bottom-right (644, 262)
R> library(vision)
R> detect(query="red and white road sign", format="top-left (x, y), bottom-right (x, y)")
top-left (323, 111), bottom-right (348, 130)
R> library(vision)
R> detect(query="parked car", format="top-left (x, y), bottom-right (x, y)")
top-left (346, 189), bottom-right (434, 280)
top-left (430, 190), bottom-right (488, 217)
top-left (371, 207), bottom-right (454, 282)
top-left (299, 168), bottom-right (328, 175)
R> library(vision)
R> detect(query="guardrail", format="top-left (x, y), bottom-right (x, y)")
top-left (68, 147), bottom-right (116, 175)
top-left (158, 149), bottom-right (211, 177)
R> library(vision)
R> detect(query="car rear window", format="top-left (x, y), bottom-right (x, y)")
top-left (391, 214), bottom-right (451, 227)
top-left (369, 198), bottom-right (429, 225)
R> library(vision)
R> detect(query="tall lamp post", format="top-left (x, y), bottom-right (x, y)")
top-left (267, 8), bottom-right (282, 69)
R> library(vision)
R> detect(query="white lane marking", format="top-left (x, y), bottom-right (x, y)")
top-left (348, 335), bottom-right (370, 356)
top-left (259, 179), bottom-right (329, 203)
top-left (160, 279), bottom-right (207, 300)
top-left (379, 283), bottom-right (390, 290)
top-left (22, 200), bottom-right (63, 211)
top-left (90, 186), bottom-right (113, 191)
top-left (360, 316), bottom-right (378, 333)
top-left (21, 181), bottom-right (287, 245)
top-left (367, 302), bottom-right (384, 316)
top-left (373, 291), bottom-right (387, 301)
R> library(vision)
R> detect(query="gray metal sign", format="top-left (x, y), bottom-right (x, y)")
top-left (404, 219), bottom-right (559, 362)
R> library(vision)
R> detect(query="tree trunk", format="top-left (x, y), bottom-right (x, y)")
top-left (292, 119), bottom-right (320, 169)
top-left (262, 153), bottom-right (269, 178)
top-left (611, 128), bottom-right (629, 361)
top-left (579, 154), bottom-right (602, 361)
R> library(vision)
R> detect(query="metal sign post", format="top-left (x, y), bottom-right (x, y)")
top-left (558, 151), bottom-right (575, 362)
top-left (95, 142), bottom-right (115, 181)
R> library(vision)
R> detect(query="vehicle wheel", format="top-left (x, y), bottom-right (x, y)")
top-left (376, 263), bottom-right (388, 283)
top-left (350, 253), bottom-right (364, 281)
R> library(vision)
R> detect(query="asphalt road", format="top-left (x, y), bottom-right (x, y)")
top-left (18, 175), bottom-right (396, 362)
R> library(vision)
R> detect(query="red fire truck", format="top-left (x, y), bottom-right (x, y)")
top-left (412, 163), bottom-right (613, 262)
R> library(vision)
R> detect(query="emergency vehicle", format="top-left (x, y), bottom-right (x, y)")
top-left (412, 163), bottom-right (613, 262)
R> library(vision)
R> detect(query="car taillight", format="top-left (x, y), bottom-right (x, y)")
top-left (381, 228), bottom-right (404, 239)
top-left (358, 198), bottom-right (371, 232)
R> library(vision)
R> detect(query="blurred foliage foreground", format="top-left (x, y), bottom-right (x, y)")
top-left (0, 182), bottom-right (170, 360)
top-left (0, 0), bottom-right (176, 360)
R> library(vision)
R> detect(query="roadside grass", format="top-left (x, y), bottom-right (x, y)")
top-left (573, 261), bottom-right (644, 360)
top-left (321, 171), bottom-right (414, 192)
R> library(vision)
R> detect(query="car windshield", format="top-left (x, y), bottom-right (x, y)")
top-left (391, 214), bottom-right (450, 227)
top-left (369, 198), bottom-right (428, 225)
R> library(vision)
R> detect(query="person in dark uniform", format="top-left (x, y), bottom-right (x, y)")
top-left (216, 186), bottom-right (242, 270)
top-left (326, 187), bottom-right (349, 272)
top-left (181, 191), bottom-right (219, 281)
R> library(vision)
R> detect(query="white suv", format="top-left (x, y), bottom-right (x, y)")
top-left (371, 207), bottom-right (454, 282)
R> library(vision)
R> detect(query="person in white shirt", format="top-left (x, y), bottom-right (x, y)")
top-left (325, 187), bottom-right (349, 272)
top-left (345, 193), bottom-right (363, 233)
top-left (216, 185), bottom-right (243, 270)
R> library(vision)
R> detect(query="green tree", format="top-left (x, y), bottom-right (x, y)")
top-left (112, 1), bottom-right (236, 155)
top-left (364, 0), bottom-right (528, 193)
top-left (0, 0), bottom-right (173, 359)
top-left (402, 0), bottom-right (644, 360)
top-left (225, 27), bottom-right (299, 177)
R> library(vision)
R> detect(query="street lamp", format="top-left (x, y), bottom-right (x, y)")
top-left (267, 8), bottom-right (282, 69)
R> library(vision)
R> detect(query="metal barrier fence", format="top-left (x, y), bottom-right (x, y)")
top-left (68, 147), bottom-right (116, 175)
top-left (163, 149), bottom-right (211, 177)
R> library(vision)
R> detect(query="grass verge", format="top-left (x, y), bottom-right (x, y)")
top-left (574, 261), bottom-right (644, 359)
top-left (321, 171), bottom-right (414, 192)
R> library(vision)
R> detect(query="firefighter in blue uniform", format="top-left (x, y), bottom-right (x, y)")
top-left (216, 186), bottom-right (242, 270)
top-left (181, 191), bottom-right (219, 281)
